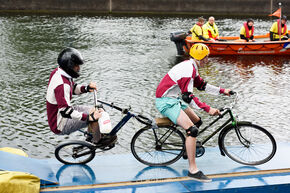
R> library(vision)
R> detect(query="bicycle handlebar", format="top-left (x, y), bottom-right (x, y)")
top-left (219, 90), bottom-right (237, 112)
top-left (229, 90), bottom-right (236, 95)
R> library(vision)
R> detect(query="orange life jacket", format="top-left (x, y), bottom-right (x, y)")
top-left (277, 19), bottom-right (287, 35)
top-left (243, 22), bottom-right (254, 38)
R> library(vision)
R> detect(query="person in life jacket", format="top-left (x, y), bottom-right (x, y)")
top-left (240, 19), bottom-right (255, 42)
top-left (203, 16), bottom-right (219, 41)
top-left (270, 15), bottom-right (289, 41)
top-left (188, 17), bottom-right (210, 41)
top-left (46, 48), bottom-right (117, 146)
top-left (155, 43), bottom-right (232, 182)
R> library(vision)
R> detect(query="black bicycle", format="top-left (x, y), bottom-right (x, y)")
top-left (54, 91), bottom-right (154, 165)
top-left (130, 91), bottom-right (277, 166)
top-left (55, 91), bottom-right (276, 166)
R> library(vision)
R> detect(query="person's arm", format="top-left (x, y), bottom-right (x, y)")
top-left (194, 75), bottom-right (225, 95)
top-left (182, 92), bottom-right (210, 112)
top-left (285, 26), bottom-right (289, 38)
top-left (270, 23), bottom-right (276, 41)
top-left (199, 35), bottom-right (210, 41)
top-left (240, 34), bottom-right (249, 42)
top-left (73, 82), bottom-right (97, 95)
top-left (55, 84), bottom-right (88, 121)
top-left (73, 83), bottom-right (87, 95)
top-left (270, 32), bottom-right (275, 41)
top-left (240, 26), bottom-right (249, 41)
top-left (202, 25), bottom-right (209, 39)
top-left (196, 25), bottom-right (210, 41)
top-left (188, 25), bottom-right (194, 34)
top-left (182, 92), bottom-right (220, 115)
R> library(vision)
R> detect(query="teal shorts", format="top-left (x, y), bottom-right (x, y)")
top-left (155, 97), bottom-right (188, 124)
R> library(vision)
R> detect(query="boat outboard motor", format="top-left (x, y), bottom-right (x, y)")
top-left (170, 31), bottom-right (188, 56)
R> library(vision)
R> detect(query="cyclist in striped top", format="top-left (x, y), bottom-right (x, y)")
top-left (155, 43), bottom-right (231, 182)
top-left (46, 48), bottom-right (103, 144)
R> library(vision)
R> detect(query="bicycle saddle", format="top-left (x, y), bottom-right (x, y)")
top-left (155, 117), bottom-right (174, 126)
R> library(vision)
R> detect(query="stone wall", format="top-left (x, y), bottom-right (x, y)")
top-left (0, 0), bottom-right (289, 16)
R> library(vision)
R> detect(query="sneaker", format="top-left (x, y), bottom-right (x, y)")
top-left (94, 135), bottom-right (117, 147)
top-left (187, 171), bottom-right (212, 183)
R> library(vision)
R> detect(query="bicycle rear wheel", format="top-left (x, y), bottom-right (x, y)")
top-left (55, 140), bottom-right (96, 164)
top-left (131, 126), bottom-right (185, 166)
top-left (221, 122), bottom-right (276, 165)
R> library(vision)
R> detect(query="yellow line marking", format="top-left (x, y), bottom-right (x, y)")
top-left (41, 168), bottom-right (290, 192)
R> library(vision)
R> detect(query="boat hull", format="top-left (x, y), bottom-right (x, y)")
top-left (185, 39), bottom-right (290, 56)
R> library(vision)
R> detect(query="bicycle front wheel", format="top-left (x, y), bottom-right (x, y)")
top-left (55, 140), bottom-right (96, 164)
top-left (221, 122), bottom-right (276, 165)
top-left (131, 126), bottom-right (185, 166)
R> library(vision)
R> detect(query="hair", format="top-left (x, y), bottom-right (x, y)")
top-left (198, 17), bottom-right (205, 23)
top-left (247, 18), bottom-right (254, 24)
top-left (209, 16), bottom-right (215, 21)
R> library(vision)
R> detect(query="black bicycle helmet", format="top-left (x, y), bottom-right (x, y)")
top-left (57, 48), bottom-right (84, 78)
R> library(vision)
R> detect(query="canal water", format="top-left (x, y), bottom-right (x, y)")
top-left (0, 14), bottom-right (289, 158)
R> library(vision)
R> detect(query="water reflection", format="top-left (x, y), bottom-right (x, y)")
top-left (56, 164), bottom-right (96, 186)
top-left (213, 55), bottom-right (290, 79)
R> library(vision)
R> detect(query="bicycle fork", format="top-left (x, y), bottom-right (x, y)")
top-left (233, 123), bottom-right (251, 148)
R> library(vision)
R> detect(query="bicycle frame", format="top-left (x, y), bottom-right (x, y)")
top-left (96, 100), bottom-right (136, 136)
top-left (92, 99), bottom-right (152, 135)
top-left (197, 108), bottom-right (237, 146)
top-left (77, 100), bottom-right (136, 139)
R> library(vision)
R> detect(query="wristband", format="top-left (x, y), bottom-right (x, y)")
top-left (86, 85), bottom-right (93, 92)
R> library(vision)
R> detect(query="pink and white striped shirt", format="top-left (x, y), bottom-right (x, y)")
top-left (156, 59), bottom-right (225, 112)
top-left (46, 67), bottom-right (88, 134)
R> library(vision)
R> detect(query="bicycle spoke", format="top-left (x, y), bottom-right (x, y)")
top-left (221, 123), bottom-right (276, 165)
top-left (55, 142), bottom-right (95, 164)
top-left (159, 150), bottom-right (181, 156)
top-left (163, 143), bottom-right (184, 147)
top-left (131, 126), bottom-right (185, 166)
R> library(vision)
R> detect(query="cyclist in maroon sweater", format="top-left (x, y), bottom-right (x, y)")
top-left (46, 48), bottom-right (116, 145)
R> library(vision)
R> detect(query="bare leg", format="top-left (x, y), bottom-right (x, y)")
top-left (184, 107), bottom-right (201, 124)
top-left (176, 109), bottom-right (198, 174)
top-left (88, 122), bottom-right (101, 143)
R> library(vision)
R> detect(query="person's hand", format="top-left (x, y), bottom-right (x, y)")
top-left (223, 89), bottom-right (231, 96)
top-left (89, 110), bottom-right (102, 122)
top-left (208, 107), bottom-right (220, 116)
top-left (86, 82), bottom-right (97, 92)
top-left (98, 108), bottom-right (104, 113)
